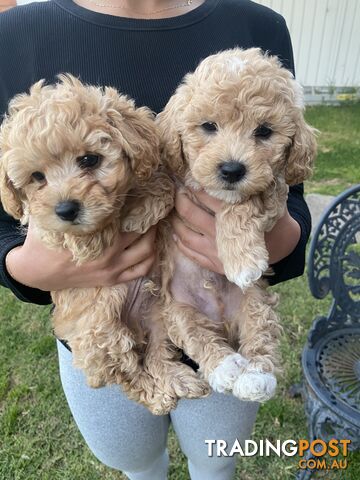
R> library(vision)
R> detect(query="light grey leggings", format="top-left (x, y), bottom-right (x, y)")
top-left (57, 340), bottom-right (259, 480)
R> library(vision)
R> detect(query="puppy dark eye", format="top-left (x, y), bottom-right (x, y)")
top-left (31, 171), bottom-right (46, 182)
top-left (201, 122), bottom-right (218, 133)
top-left (254, 124), bottom-right (273, 139)
top-left (77, 154), bottom-right (102, 169)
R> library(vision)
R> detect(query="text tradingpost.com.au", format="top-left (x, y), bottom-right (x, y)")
top-left (205, 439), bottom-right (351, 471)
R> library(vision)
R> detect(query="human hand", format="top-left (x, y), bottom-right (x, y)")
top-left (171, 189), bottom-right (225, 275)
top-left (5, 219), bottom-right (157, 291)
top-left (264, 208), bottom-right (301, 264)
top-left (171, 188), bottom-right (301, 271)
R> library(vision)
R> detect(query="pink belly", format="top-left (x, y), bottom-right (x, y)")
top-left (170, 246), bottom-right (245, 323)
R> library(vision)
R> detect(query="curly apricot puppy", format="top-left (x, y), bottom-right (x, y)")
top-left (158, 48), bottom-right (317, 402)
top-left (0, 75), bottom-right (209, 414)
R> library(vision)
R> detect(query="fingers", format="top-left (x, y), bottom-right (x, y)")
top-left (116, 227), bottom-right (156, 273)
top-left (174, 190), bottom-right (216, 238)
top-left (174, 235), bottom-right (225, 275)
top-left (116, 253), bottom-right (155, 283)
top-left (172, 190), bottom-right (225, 275)
top-left (120, 230), bottom-right (143, 250)
top-left (171, 216), bottom-right (214, 258)
top-left (16, 215), bottom-right (156, 289)
top-left (96, 227), bottom-right (157, 286)
top-left (171, 216), bottom-right (225, 275)
top-left (191, 189), bottom-right (223, 214)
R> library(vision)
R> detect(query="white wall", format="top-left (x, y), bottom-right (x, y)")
top-left (256, 0), bottom-right (360, 88)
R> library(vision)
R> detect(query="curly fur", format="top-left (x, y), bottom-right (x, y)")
top-left (157, 48), bottom-right (317, 402)
top-left (0, 74), bottom-right (209, 414)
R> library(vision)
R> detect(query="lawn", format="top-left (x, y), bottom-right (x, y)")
top-left (0, 104), bottom-right (359, 479)
top-left (305, 102), bottom-right (360, 195)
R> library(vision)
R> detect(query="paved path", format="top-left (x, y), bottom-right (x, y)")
top-left (305, 193), bottom-right (335, 236)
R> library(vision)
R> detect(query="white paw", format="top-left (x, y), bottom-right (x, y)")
top-left (208, 353), bottom-right (249, 393)
top-left (232, 368), bottom-right (277, 402)
top-left (229, 259), bottom-right (268, 290)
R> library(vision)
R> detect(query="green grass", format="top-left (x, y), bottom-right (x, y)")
top-left (304, 103), bottom-right (360, 195)
top-left (1, 104), bottom-right (359, 479)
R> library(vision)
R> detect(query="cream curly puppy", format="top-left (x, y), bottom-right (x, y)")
top-left (157, 48), bottom-right (317, 402)
top-left (0, 75), bottom-right (209, 414)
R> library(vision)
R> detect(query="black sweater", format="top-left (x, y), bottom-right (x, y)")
top-left (0, 0), bottom-right (311, 305)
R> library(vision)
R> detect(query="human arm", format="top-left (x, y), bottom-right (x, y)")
top-left (1, 211), bottom-right (157, 303)
top-left (0, 205), bottom-right (53, 304)
top-left (171, 185), bottom-right (311, 285)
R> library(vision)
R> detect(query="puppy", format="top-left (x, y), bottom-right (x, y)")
top-left (157, 48), bottom-right (317, 402)
top-left (0, 75), bottom-right (209, 414)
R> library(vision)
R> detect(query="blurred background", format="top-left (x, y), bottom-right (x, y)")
top-left (258, 0), bottom-right (360, 104)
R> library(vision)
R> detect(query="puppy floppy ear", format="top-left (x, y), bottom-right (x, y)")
top-left (104, 88), bottom-right (160, 182)
top-left (284, 80), bottom-right (318, 185)
top-left (285, 115), bottom-right (318, 185)
top-left (0, 80), bottom-right (46, 220)
top-left (0, 163), bottom-right (23, 219)
top-left (156, 81), bottom-right (193, 176)
top-left (0, 119), bottom-right (24, 219)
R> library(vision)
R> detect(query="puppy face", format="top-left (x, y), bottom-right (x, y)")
top-left (158, 48), bottom-right (317, 203)
top-left (0, 75), bottom-right (159, 234)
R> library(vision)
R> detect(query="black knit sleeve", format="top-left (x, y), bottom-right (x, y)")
top-left (0, 11), bottom-right (51, 305)
top-left (0, 206), bottom-right (52, 304)
top-left (267, 183), bottom-right (311, 286)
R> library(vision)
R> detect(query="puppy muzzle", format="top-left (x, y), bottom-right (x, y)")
top-left (55, 200), bottom-right (81, 222)
top-left (218, 161), bottom-right (247, 184)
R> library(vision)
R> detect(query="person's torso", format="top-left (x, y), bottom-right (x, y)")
top-left (0, 0), bottom-right (292, 114)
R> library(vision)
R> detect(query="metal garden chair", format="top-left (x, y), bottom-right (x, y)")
top-left (298, 184), bottom-right (360, 478)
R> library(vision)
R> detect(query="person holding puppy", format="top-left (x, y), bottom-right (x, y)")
top-left (0, 1), bottom-right (311, 479)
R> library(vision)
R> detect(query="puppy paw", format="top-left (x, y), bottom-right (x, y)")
top-left (232, 367), bottom-right (277, 402)
top-left (167, 365), bottom-right (210, 399)
top-left (87, 377), bottom-right (106, 389)
top-left (227, 259), bottom-right (268, 290)
top-left (208, 353), bottom-right (249, 393)
top-left (121, 215), bottom-right (149, 234)
top-left (147, 394), bottom-right (178, 416)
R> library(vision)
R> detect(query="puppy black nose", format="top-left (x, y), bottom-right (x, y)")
top-left (55, 201), bottom-right (81, 221)
top-left (219, 161), bottom-right (246, 184)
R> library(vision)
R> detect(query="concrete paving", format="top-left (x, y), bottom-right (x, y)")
top-left (305, 193), bottom-right (335, 236)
